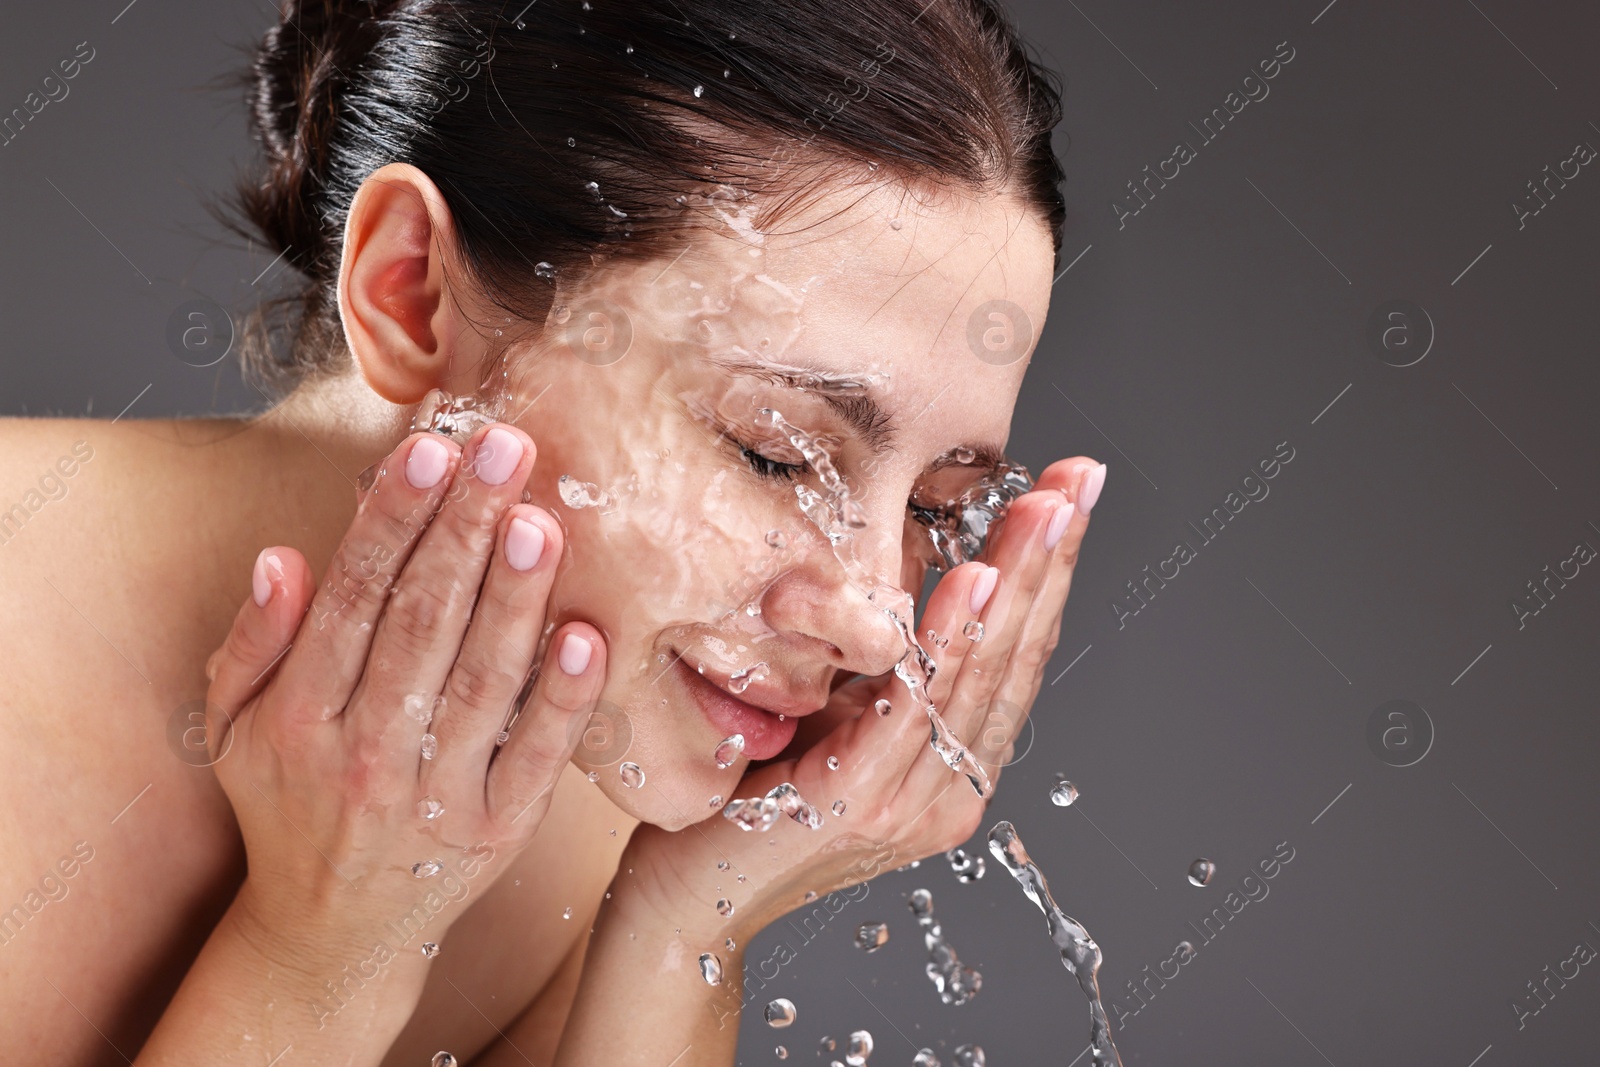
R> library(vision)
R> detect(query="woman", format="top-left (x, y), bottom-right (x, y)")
top-left (0, 0), bottom-right (1106, 1062)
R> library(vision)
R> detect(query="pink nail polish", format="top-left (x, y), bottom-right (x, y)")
top-left (506, 516), bottom-right (546, 572)
top-left (473, 428), bottom-right (525, 486)
top-left (970, 566), bottom-right (999, 614)
top-left (1044, 504), bottom-right (1073, 551)
top-left (406, 436), bottom-right (450, 489)
top-left (558, 633), bottom-right (593, 675)
top-left (252, 549), bottom-right (280, 607)
top-left (1076, 463), bottom-right (1107, 517)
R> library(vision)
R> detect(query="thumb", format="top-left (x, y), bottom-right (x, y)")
top-left (206, 547), bottom-right (312, 717)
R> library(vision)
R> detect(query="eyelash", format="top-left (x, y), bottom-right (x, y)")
top-left (731, 435), bottom-right (959, 534)
top-left (736, 442), bottom-right (806, 482)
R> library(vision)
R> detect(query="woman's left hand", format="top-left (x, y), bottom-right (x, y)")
top-left (617, 456), bottom-right (1106, 946)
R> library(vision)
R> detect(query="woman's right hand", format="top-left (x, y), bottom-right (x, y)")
top-left (201, 422), bottom-right (606, 967)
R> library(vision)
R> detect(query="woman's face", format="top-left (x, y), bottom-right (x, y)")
top-left (498, 181), bottom-right (1054, 828)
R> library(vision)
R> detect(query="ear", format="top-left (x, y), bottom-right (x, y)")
top-left (336, 163), bottom-right (486, 405)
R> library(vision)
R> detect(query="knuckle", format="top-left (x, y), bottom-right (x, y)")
top-left (384, 577), bottom-right (463, 652)
top-left (448, 650), bottom-right (523, 711)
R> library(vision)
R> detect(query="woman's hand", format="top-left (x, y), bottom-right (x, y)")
top-left (617, 456), bottom-right (1105, 947)
top-left (202, 422), bottom-right (606, 972)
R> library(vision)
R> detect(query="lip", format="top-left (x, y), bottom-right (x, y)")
top-left (672, 653), bottom-right (822, 761)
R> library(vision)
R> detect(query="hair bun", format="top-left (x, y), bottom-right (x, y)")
top-left (250, 0), bottom-right (392, 160)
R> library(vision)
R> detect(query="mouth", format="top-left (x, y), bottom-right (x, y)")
top-left (670, 652), bottom-right (825, 762)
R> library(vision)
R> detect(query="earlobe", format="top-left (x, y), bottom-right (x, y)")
top-left (337, 163), bottom-right (467, 405)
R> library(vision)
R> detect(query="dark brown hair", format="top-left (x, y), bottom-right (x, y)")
top-left (235, 0), bottom-right (1066, 388)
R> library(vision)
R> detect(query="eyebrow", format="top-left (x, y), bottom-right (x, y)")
top-left (708, 355), bottom-right (1007, 472)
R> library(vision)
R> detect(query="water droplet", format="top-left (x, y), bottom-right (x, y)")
top-left (819, 1037), bottom-right (836, 1053)
top-left (552, 303), bottom-right (571, 324)
top-left (744, 600), bottom-right (762, 616)
top-left (913, 1051), bottom-right (941, 1067)
top-left (714, 734), bottom-right (745, 768)
top-left (709, 794), bottom-right (723, 807)
top-left (890, 218), bottom-right (904, 230)
top-left (722, 68), bottom-right (731, 77)
top-left (854, 921), bottom-right (889, 952)
top-left (432, 1054), bottom-right (459, 1067)
top-left (776, 1047), bottom-right (788, 1060)
top-left (620, 762), bottom-right (645, 788)
top-left (1049, 777), bottom-right (1079, 807)
top-left (963, 620), bottom-right (984, 641)
top-left (765, 998), bottom-right (796, 1027)
top-left (728, 662), bottom-right (768, 694)
top-left (496, 729), bottom-right (510, 745)
top-left (845, 1030), bottom-right (873, 1066)
top-left (566, 136), bottom-right (576, 147)
top-left (826, 755), bottom-right (839, 770)
top-left (716, 898), bottom-right (734, 917)
top-left (717, 859), bottom-right (730, 871)
top-left (558, 474), bottom-right (612, 509)
top-left (625, 44), bottom-right (634, 54)
top-left (832, 800), bottom-right (846, 816)
top-left (692, 84), bottom-right (705, 97)
top-left (584, 180), bottom-right (600, 195)
top-left (403, 693), bottom-right (434, 725)
top-left (804, 890), bottom-right (817, 902)
top-left (722, 795), bottom-right (780, 832)
top-left (699, 952), bottom-right (723, 985)
top-left (1188, 858), bottom-right (1216, 887)
top-left (947, 847), bottom-right (987, 883)
top-left (419, 733), bottom-right (437, 760)
top-left (953, 1045), bottom-right (985, 1067)
top-left (587, 770), bottom-right (600, 783)
top-left (765, 529), bottom-right (787, 549)
top-left (417, 796), bottom-right (444, 820)
top-left (954, 446), bottom-right (975, 464)
top-left (563, 906), bottom-right (573, 919)
top-left (534, 261), bottom-right (555, 279)
top-left (421, 941), bottom-right (440, 958)
top-left (412, 859), bottom-right (442, 878)
top-left (874, 698), bottom-right (892, 716)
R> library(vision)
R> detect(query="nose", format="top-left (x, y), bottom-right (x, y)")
top-left (756, 508), bottom-right (910, 678)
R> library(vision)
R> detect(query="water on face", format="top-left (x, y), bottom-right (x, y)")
top-left (390, 176), bottom-right (1032, 812)
top-left (987, 821), bottom-right (1123, 1067)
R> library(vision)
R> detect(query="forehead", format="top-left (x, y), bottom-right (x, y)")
top-left (684, 180), bottom-right (1054, 385)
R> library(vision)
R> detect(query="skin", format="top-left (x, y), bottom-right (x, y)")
top-left (0, 161), bottom-right (1102, 1065)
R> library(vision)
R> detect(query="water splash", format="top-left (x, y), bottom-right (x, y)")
top-left (757, 407), bottom-right (1020, 798)
top-left (987, 821), bottom-right (1122, 1067)
top-left (908, 888), bottom-right (982, 1006)
top-left (720, 781), bottom-right (824, 832)
top-left (947, 848), bottom-right (986, 883)
top-left (357, 388), bottom-right (504, 494)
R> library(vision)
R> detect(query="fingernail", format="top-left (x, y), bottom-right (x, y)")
top-left (559, 633), bottom-right (593, 675)
top-left (1043, 503), bottom-right (1073, 551)
top-left (473, 427), bottom-right (525, 486)
top-left (1076, 463), bottom-right (1107, 518)
top-left (969, 566), bottom-right (999, 614)
top-left (406, 435), bottom-right (450, 489)
top-left (506, 516), bottom-right (546, 572)
top-left (252, 549), bottom-right (281, 607)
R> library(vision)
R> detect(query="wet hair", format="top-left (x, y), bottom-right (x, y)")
top-left (234, 0), bottom-right (1066, 389)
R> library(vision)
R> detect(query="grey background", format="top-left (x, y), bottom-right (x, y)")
top-left (4, 1), bottom-right (1598, 1064)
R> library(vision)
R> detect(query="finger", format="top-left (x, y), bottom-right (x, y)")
top-left (971, 459), bottom-right (1106, 768)
top-left (347, 423), bottom-right (536, 757)
top-left (846, 562), bottom-right (996, 796)
top-left (486, 622), bottom-right (607, 832)
top-left (897, 487), bottom-right (1072, 798)
top-left (426, 503), bottom-right (564, 782)
top-left (269, 432), bottom-right (461, 723)
top-left (207, 546), bottom-right (314, 720)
